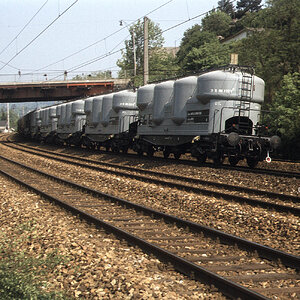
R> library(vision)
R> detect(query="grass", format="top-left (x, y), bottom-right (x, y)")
top-left (0, 221), bottom-right (71, 299)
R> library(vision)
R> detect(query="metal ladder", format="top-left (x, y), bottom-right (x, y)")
top-left (238, 73), bottom-right (253, 133)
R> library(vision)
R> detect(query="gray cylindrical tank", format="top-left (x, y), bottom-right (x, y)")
top-left (41, 108), bottom-right (48, 127)
top-left (65, 102), bottom-right (72, 125)
top-left (137, 84), bottom-right (155, 111)
top-left (39, 109), bottom-right (44, 125)
top-left (56, 105), bottom-right (62, 125)
top-left (36, 109), bottom-right (41, 120)
top-left (31, 111), bottom-right (37, 127)
top-left (84, 97), bottom-right (93, 114)
top-left (56, 105), bottom-right (62, 117)
top-left (196, 70), bottom-right (265, 104)
top-left (153, 81), bottom-right (174, 125)
top-left (49, 106), bottom-right (56, 118)
top-left (71, 100), bottom-right (85, 115)
top-left (113, 90), bottom-right (137, 112)
top-left (60, 104), bottom-right (67, 125)
top-left (172, 76), bottom-right (197, 125)
top-left (92, 96), bottom-right (103, 125)
top-left (35, 109), bottom-right (41, 128)
top-left (45, 108), bottom-right (50, 126)
top-left (101, 93), bottom-right (114, 127)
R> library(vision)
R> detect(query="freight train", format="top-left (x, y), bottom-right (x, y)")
top-left (18, 66), bottom-right (281, 168)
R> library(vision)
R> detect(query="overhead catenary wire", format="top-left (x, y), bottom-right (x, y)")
top-left (0, 0), bottom-right (48, 58)
top-left (28, 0), bottom-right (174, 75)
top-left (0, 0), bottom-right (79, 72)
top-left (51, 0), bottom-right (237, 80)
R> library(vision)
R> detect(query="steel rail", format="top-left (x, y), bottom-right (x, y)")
top-left (10, 141), bottom-right (300, 204)
top-left (0, 169), bottom-right (269, 300)
top-left (3, 142), bottom-right (300, 216)
top-left (7, 136), bottom-right (300, 178)
top-left (1, 157), bottom-right (299, 299)
top-left (0, 155), bottom-right (299, 272)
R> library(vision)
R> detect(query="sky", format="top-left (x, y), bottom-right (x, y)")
top-left (0, 0), bottom-right (230, 83)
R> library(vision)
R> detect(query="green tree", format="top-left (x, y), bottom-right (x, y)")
top-left (232, 0), bottom-right (300, 101)
top-left (236, 0), bottom-right (263, 18)
top-left (218, 0), bottom-right (235, 17)
top-left (176, 25), bottom-right (203, 67)
top-left (117, 19), bottom-right (177, 86)
top-left (266, 73), bottom-right (300, 158)
top-left (267, 73), bottom-right (300, 139)
top-left (73, 70), bottom-right (112, 80)
top-left (201, 11), bottom-right (232, 37)
top-left (183, 36), bottom-right (230, 71)
top-left (176, 25), bottom-right (231, 72)
top-left (0, 109), bottom-right (19, 129)
top-left (0, 108), bottom-right (5, 121)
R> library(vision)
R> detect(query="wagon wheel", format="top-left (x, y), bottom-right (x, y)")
top-left (213, 153), bottom-right (224, 166)
top-left (229, 156), bottom-right (239, 166)
top-left (163, 149), bottom-right (170, 159)
top-left (196, 153), bottom-right (207, 164)
top-left (173, 152), bottom-right (181, 160)
top-left (246, 157), bottom-right (259, 168)
top-left (146, 146), bottom-right (154, 157)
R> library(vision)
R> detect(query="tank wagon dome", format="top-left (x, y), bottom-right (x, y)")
top-left (84, 97), bottom-right (94, 114)
top-left (65, 102), bottom-right (72, 125)
top-left (153, 80), bottom-right (174, 125)
top-left (137, 84), bottom-right (155, 111)
top-left (36, 109), bottom-right (41, 119)
top-left (172, 76), bottom-right (197, 125)
top-left (92, 95), bottom-right (104, 126)
top-left (196, 70), bottom-right (265, 104)
top-left (56, 105), bottom-right (63, 126)
top-left (45, 108), bottom-right (50, 125)
top-left (71, 100), bottom-right (85, 115)
top-left (113, 90), bottom-right (137, 112)
top-left (56, 105), bottom-right (62, 117)
top-left (31, 111), bottom-right (38, 126)
top-left (39, 108), bottom-right (46, 126)
top-left (60, 104), bottom-right (67, 125)
top-left (101, 93), bottom-right (114, 127)
top-left (49, 106), bottom-right (57, 118)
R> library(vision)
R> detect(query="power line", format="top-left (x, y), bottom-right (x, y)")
top-left (24, 0), bottom-right (237, 81)
top-left (51, 1), bottom-right (234, 79)
top-left (0, 0), bottom-right (79, 72)
top-left (0, 59), bottom-right (19, 71)
top-left (0, 0), bottom-right (48, 57)
top-left (29, 0), bottom-right (174, 74)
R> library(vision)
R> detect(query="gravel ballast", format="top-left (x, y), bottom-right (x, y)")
top-left (2, 145), bottom-right (298, 255)
top-left (0, 175), bottom-right (223, 299)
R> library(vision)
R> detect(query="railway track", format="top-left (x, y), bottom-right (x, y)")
top-left (6, 134), bottom-right (300, 179)
top-left (0, 154), bottom-right (299, 299)
top-left (2, 140), bottom-right (300, 216)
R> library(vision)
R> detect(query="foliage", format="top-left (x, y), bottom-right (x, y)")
top-left (266, 73), bottom-right (300, 139)
top-left (0, 108), bottom-right (19, 129)
top-left (231, 0), bottom-right (300, 102)
top-left (236, 0), bottom-right (263, 18)
top-left (183, 37), bottom-right (230, 71)
top-left (266, 73), bottom-right (300, 158)
top-left (176, 25), bottom-right (231, 72)
top-left (0, 222), bottom-right (69, 299)
top-left (117, 19), bottom-right (178, 86)
top-left (217, 0), bottom-right (235, 17)
top-left (201, 11), bottom-right (232, 37)
top-left (73, 70), bottom-right (112, 80)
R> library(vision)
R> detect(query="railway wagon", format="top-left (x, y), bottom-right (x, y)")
top-left (18, 67), bottom-right (280, 168)
top-left (82, 90), bottom-right (139, 152)
top-left (133, 67), bottom-right (280, 167)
